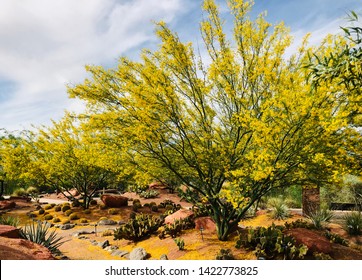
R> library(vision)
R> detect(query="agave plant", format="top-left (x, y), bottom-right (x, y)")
top-left (307, 208), bottom-right (334, 229)
top-left (0, 216), bottom-right (20, 227)
top-left (20, 221), bottom-right (66, 254)
top-left (343, 211), bottom-right (362, 235)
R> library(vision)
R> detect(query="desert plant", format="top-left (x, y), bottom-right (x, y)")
top-left (99, 217), bottom-right (108, 221)
top-left (13, 187), bottom-right (27, 197)
top-left (38, 209), bottom-right (45, 215)
top-left (64, 209), bottom-right (73, 216)
top-left (236, 224), bottom-right (308, 260)
top-left (102, 229), bottom-right (114, 237)
top-left (313, 252), bottom-right (333, 260)
top-left (268, 197), bottom-right (290, 220)
top-left (89, 200), bottom-right (98, 206)
top-left (343, 211), bottom-right (362, 235)
top-left (159, 217), bottom-right (195, 239)
top-left (44, 204), bottom-right (54, 210)
top-left (52, 217), bottom-right (61, 223)
top-left (0, 216), bottom-right (20, 227)
top-left (69, 213), bottom-right (79, 220)
top-left (151, 205), bottom-right (159, 212)
top-left (284, 219), bottom-right (314, 230)
top-left (133, 202), bottom-right (142, 212)
top-left (174, 238), bottom-right (185, 250)
top-left (26, 186), bottom-right (39, 202)
top-left (108, 208), bottom-right (118, 215)
top-left (139, 190), bottom-right (159, 199)
top-left (72, 200), bottom-right (81, 207)
top-left (62, 219), bottom-right (70, 224)
top-left (324, 231), bottom-right (349, 246)
top-left (20, 220), bottom-right (66, 254)
top-left (114, 213), bottom-right (162, 242)
top-left (216, 248), bottom-right (235, 260)
top-left (307, 208), bottom-right (334, 229)
top-left (54, 205), bottom-right (61, 212)
top-left (132, 199), bottom-right (141, 205)
top-left (44, 214), bottom-right (53, 221)
top-left (61, 205), bottom-right (71, 212)
top-left (79, 218), bottom-right (88, 223)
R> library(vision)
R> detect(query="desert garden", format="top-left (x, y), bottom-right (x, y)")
top-left (1, 183), bottom-right (362, 260)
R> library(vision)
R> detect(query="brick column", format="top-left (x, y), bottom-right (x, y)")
top-left (302, 185), bottom-right (320, 216)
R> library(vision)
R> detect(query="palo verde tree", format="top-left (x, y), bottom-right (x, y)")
top-left (68, 0), bottom-right (355, 240)
top-left (1, 115), bottom-right (123, 209)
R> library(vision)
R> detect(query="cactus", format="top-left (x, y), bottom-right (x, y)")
top-left (114, 213), bottom-right (162, 242)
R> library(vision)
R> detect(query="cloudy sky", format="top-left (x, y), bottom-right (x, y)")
top-left (0, 0), bottom-right (361, 132)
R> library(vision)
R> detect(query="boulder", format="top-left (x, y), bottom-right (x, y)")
top-left (101, 194), bottom-right (128, 208)
top-left (0, 200), bottom-right (16, 210)
top-left (194, 216), bottom-right (216, 232)
top-left (98, 219), bottom-right (117, 226)
top-left (0, 236), bottom-right (54, 260)
top-left (0, 225), bottom-right (20, 238)
top-left (286, 228), bottom-right (333, 254)
top-left (129, 247), bottom-right (148, 260)
top-left (165, 209), bottom-right (194, 224)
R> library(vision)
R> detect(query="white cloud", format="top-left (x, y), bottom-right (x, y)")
top-left (0, 0), bottom-right (185, 131)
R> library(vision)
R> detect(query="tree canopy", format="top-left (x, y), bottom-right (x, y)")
top-left (67, 0), bottom-right (358, 239)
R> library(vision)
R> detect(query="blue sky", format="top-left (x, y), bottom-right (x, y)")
top-left (0, 0), bottom-right (361, 132)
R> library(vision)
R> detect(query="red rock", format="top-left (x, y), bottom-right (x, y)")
top-left (165, 209), bottom-right (194, 224)
top-left (0, 201), bottom-right (16, 210)
top-left (194, 216), bottom-right (216, 232)
top-left (286, 228), bottom-right (332, 254)
top-left (0, 236), bottom-right (55, 260)
top-left (0, 225), bottom-right (20, 238)
top-left (149, 181), bottom-right (167, 189)
top-left (101, 194), bottom-right (128, 208)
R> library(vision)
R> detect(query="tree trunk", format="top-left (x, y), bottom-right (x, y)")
top-left (302, 185), bottom-right (320, 216)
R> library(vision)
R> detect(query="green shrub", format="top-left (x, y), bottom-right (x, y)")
top-left (236, 224), bottom-right (308, 260)
top-left (52, 217), bottom-right (61, 223)
top-left (132, 199), bottom-right (141, 205)
top-left (313, 252), bottom-right (333, 260)
top-left (38, 209), bottom-right (45, 215)
top-left (343, 211), bottom-right (362, 235)
top-left (216, 248), bottom-right (235, 260)
top-left (0, 216), bottom-right (20, 227)
top-left (61, 205), bottom-right (71, 212)
top-left (69, 213), bottom-right (79, 220)
top-left (28, 213), bottom-right (37, 219)
top-left (44, 204), bottom-right (54, 210)
top-left (26, 186), bottom-right (39, 201)
top-left (54, 205), bottom-right (61, 212)
top-left (65, 209), bottom-right (73, 216)
top-left (151, 205), bottom-right (159, 212)
top-left (102, 229), bottom-right (114, 237)
top-left (284, 219), bottom-right (314, 230)
top-left (44, 214), bottom-right (53, 221)
top-left (268, 197), bottom-right (290, 220)
top-left (72, 200), bottom-right (81, 207)
top-left (159, 217), bottom-right (195, 239)
top-left (108, 208), bottom-right (118, 215)
top-left (114, 213), bottom-right (162, 242)
top-left (133, 203), bottom-right (142, 212)
top-left (89, 200), bottom-right (98, 206)
top-left (139, 190), bottom-right (159, 199)
top-left (174, 238), bottom-right (185, 250)
top-left (307, 209), bottom-right (334, 229)
top-left (13, 188), bottom-right (27, 197)
top-left (324, 231), bottom-right (349, 246)
top-left (20, 221), bottom-right (66, 254)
